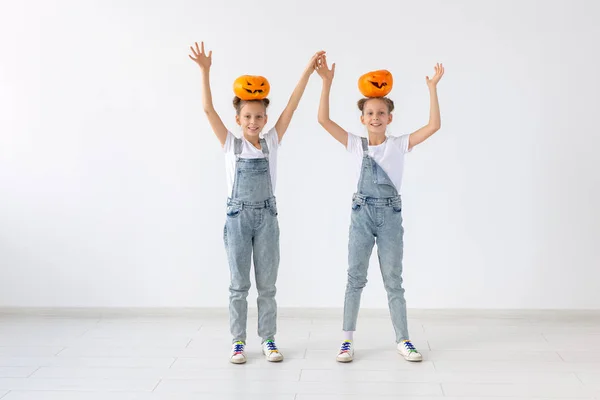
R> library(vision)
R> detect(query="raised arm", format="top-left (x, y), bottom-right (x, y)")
top-left (408, 63), bottom-right (445, 150)
top-left (274, 51), bottom-right (325, 142)
top-left (315, 55), bottom-right (349, 147)
top-left (189, 42), bottom-right (228, 146)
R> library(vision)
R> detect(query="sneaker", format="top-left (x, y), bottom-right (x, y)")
top-left (230, 341), bottom-right (246, 364)
top-left (336, 340), bottom-right (354, 363)
top-left (262, 339), bottom-right (283, 362)
top-left (397, 340), bottom-right (423, 362)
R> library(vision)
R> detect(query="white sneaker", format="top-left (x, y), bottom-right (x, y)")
top-left (262, 340), bottom-right (283, 362)
top-left (397, 340), bottom-right (423, 362)
top-left (336, 340), bottom-right (354, 363)
top-left (230, 341), bottom-right (246, 364)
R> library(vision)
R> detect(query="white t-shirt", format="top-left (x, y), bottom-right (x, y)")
top-left (347, 133), bottom-right (411, 193)
top-left (223, 127), bottom-right (280, 196)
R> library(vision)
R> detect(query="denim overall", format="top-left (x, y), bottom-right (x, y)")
top-left (224, 137), bottom-right (279, 343)
top-left (343, 137), bottom-right (409, 342)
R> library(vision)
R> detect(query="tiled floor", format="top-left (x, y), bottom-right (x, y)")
top-left (0, 309), bottom-right (599, 399)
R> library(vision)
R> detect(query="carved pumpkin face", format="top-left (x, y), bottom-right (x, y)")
top-left (233, 75), bottom-right (270, 100)
top-left (358, 70), bottom-right (393, 98)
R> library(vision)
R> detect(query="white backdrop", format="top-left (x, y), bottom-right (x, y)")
top-left (1, 0), bottom-right (599, 309)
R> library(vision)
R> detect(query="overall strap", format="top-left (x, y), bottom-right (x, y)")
top-left (360, 137), bottom-right (368, 155)
top-left (233, 137), bottom-right (243, 156)
top-left (259, 138), bottom-right (269, 157)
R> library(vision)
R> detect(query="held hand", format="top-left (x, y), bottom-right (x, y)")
top-left (189, 41), bottom-right (212, 70)
top-left (426, 63), bottom-right (444, 89)
top-left (315, 55), bottom-right (335, 82)
top-left (305, 50), bottom-right (326, 74)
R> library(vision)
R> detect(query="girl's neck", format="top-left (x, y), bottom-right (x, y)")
top-left (367, 132), bottom-right (386, 146)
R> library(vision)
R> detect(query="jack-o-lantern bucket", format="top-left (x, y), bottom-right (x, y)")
top-left (358, 70), bottom-right (393, 98)
top-left (233, 75), bottom-right (270, 100)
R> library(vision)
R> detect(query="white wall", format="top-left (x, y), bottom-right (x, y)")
top-left (1, 0), bottom-right (599, 309)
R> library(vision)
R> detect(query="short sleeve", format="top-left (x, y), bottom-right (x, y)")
top-left (262, 127), bottom-right (279, 149)
top-left (346, 132), bottom-right (364, 154)
top-left (391, 134), bottom-right (412, 153)
top-left (223, 131), bottom-right (235, 153)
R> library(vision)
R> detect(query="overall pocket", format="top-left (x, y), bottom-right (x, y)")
top-left (268, 199), bottom-right (278, 216)
top-left (226, 204), bottom-right (242, 218)
top-left (351, 200), bottom-right (363, 212)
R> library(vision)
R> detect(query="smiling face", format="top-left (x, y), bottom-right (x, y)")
top-left (360, 98), bottom-right (393, 136)
top-left (233, 75), bottom-right (270, 100)
top-left (235, 101), bottom-right (268, 138)
top-left (358, 70), bottom-right (393, 98)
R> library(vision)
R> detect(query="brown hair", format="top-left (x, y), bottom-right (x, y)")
top-left (233, 96), bottom-right (270, 115)
top-left (357, 97), bottom-right (394, 114)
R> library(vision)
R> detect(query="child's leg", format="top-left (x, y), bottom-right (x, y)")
top-left (224, 213), bottom-right (254, 343)
top-left (376, 208), bottom-right (409, 343)
top-left (252, 207), bottom-right (280, 342)
top-left (343, 209), bottom-right (376, 332)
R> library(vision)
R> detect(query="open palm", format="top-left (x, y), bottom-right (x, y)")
top-left (189, 41), bottom-right (212, 70)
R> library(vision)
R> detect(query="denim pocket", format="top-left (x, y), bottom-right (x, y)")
top-left (226, 205), bottom-right (242, 218)
top-left (268, 204), bottom-right (278, 216)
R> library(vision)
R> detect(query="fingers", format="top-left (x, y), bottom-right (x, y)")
top-left (315, 55), bottom-right (325, 70)
top-left (314, 55), bottom-right (321, 67)
top-left (314, 57), bottom-right (321, 70)
top-left (426, 62), bottom-right (445, 84)
top-left (322, 55), bottom-right (330, 70)
top-left (311, 54), bottom-right (334, 78)
top-left (427, 63), bottom-right (444, 82)
top-left (189, 41), bottom-right (212, 62)
top-left (435, 62), bottom-right (444, 77)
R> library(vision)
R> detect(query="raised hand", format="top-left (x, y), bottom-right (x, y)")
top-left (305, 50), bottom-right (326, 74)
top-left (426, 63), bottom-right (444, 89)
top-left (189, 41), bottom-right (212, 70)
top-left (315, 55), bottom-right (335, 82)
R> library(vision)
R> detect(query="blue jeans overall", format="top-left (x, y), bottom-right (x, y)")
top-left (224, 138), bottom-right (280, 343)
top-left (343, 137), bottom-right (410, 343)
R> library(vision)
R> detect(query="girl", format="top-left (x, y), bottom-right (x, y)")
top-left (189, 42), bottom-right (323, 364)
top-left (315, 55), bottom-right (444, 362)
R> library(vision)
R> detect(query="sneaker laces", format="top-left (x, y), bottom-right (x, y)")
top-left (402, 340), bottom-right (418, 353)
top-left (232, 341), bottom-right (244, 355)
top-left (339, 340), bottom-right (352, 353)
top-left (264, 340), bottom-right (279, 353)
